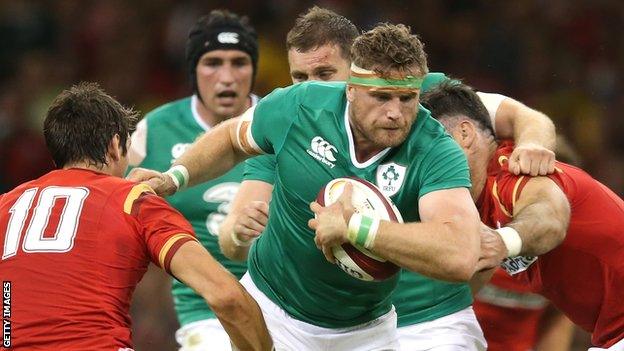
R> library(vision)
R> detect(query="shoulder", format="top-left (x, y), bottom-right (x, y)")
top-left (406, 106), bottom-right (455, 151)
top-left (259, 81), bottom-right (346, 110)
top-left (422, 72), bottom-right (449, 92)
top-left (144, 96), bottom-right (192, 122)
top-left (92, 177), bottom-right (156, 215)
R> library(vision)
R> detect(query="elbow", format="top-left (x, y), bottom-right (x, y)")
top-left (208, 286), bottom-right (250, 321)
top-left (447, 253), bottom-right (479, 282)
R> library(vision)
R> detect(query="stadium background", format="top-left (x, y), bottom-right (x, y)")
top-left (0, 0), bottom-right (620, 349)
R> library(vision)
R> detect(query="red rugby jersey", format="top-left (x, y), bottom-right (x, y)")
top-left (476, 141), bottom-right (624, 348)
top-left (0, 168), bottom-right (196, 350)
top-left (473, 274), bottom-right (549, 351)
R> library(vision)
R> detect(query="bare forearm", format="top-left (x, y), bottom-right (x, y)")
top-left (508, 178), bottom-right (570, 256)
top-left (509, 201), bottom-right (568, 256)
top-left (219, 181), bottom-right (273, 261)
top-left (219, 213), bottom-right (251, 261)
top-left (503, 99), bottom-right (556, 150)
top-left (174, 118), bottom-right (249, 187)
top-left (373, 220), bottom-right (479, 282)
top-left (213, 287), bottom-right (273, 351)
top-left (170, 242), bottom-right (271, 350)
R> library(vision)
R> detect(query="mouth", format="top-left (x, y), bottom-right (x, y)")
top-left (216, 90), bottom-right (238, 105)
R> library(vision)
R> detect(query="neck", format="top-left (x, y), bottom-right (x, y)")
top-left (469, 138), bottom-right (498, 201)
top-left (195, 95), bottom-right (252, 127)
top-left (348, 107), bottom-right (385, 163)
top-left (63, 161), bottom-right (112, 175)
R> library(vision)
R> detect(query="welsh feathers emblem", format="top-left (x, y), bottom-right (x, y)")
top-left (376, 163), bottom-right (407, 197)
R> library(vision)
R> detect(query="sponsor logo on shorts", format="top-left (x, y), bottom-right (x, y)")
top-left (500, 255), bottom-right (538, 275)
top-left (307, 136), bottom-right (337, 168)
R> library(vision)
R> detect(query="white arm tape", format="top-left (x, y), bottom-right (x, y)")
top-left (165, 165), bottom-right (190, 191)
top-left (495, 226), bottom-right (523, 257)
top-left (476, 92), bottom-right (507, 135)
top-left (235, 105), bottom-right (264, 155)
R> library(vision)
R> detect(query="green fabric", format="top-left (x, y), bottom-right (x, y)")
top-left (246, 79), bottom-right (473, 328)
top-left (132, 96), bottom-right (247, 326)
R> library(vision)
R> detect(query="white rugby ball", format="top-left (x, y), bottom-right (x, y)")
top-left (316, 177), bottom-right (403, 281)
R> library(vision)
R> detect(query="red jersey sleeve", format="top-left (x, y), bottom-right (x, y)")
top-left (123, 184), bottom-right (197, 274)
top-left (492, 170), bottom-right (531, 217)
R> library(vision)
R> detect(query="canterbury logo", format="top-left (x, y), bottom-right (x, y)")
top-left (307, 136), bottom-right (337, 168)
top-left (217, 32), bottom-right (239, 44)
top-left (310, 136), bottom-right (337, 161)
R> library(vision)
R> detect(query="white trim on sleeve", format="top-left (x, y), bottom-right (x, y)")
top-left (129, 118), bottom-right (148, 166)
top-left (476, 92), bottom-right (507, 136)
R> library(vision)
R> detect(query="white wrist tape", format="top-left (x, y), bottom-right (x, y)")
top-left (165, 165), bottom-right (189, 191)
top-left (231, 231), bottom-right (254, 247)
top-left (495, 226), bottom-right (523, 257)
top-left (347, 213), bottom-right (380, 249)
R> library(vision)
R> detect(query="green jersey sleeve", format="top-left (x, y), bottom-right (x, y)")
top-left (243, 155), bottom-right (276, 184)
top-left (418, 136), bottom-right (472, 198)
top-left (250, 84), bottom-right (304, 154)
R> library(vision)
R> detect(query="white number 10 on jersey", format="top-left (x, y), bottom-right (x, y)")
top-left (2, 186), bottom-right (89, 260)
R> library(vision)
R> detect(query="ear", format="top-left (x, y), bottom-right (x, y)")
top-left (455, 120), bottom-right (478, 149)
top-left (346, 84), bottom-right (356, 102)
top-left (108, 134), bottom-right (122, 162)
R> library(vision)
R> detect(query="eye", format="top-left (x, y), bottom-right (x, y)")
top-left (232, 58), bottom-right (251, 67)
top-left (203, 59), bottom-right (221, 67)
top-left (291, 74), bottom-right (307, 83)
top-left (374, 94), bottom-right (391, 102)
top-left (318, 71), bottom-right (335, 80)
top-left (399, 94), bottom-right (416, 102)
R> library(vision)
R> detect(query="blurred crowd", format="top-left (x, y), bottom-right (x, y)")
top-left (1, 0), bottom-right (621, 349)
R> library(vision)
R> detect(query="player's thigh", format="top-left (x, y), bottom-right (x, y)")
top-left (240, 273), bottom-right (398, 351)
top-left (397, 306), bottom-right (486, 351)
top-left (175, 318), bottom-right (232, 351)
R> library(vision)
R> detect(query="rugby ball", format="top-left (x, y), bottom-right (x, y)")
top-left (316, 177), bottom-right (403, 281)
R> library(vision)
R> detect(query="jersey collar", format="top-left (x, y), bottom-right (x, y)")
top-left (344, 101), bottom-right (391, 169)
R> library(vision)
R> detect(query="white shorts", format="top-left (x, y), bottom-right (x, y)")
top-left (240, 273), bottom-right (399, 351)
top-left (589, 338), bottom-right (624, 351)
top-left (397, 306), bottom-right (487, 350)
top-left (175, 318), bottom-right (232, 351)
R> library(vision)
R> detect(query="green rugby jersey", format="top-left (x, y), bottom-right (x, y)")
top-left (131, 95), bottom-right (250, 326)
top-left (243, 80), bottom-right (472, 328)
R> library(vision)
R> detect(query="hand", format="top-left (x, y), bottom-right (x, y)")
top-left (508, 143), bottom-right (555, 176)
top-left (475, 224), bottom-right (508, 272)
top-left (126, 167), bottom-right (177, 196)
top-left (233, 201), bottom-right (269, 242)
top-left (308, 183), bottom-right (355, 263)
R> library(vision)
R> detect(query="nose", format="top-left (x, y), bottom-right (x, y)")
top-left (385, 98), bottom-right (402, 120)
top-left (218, 63), bottom-right (235, 85)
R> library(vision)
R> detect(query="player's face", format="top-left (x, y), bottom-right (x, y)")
top-left (196, 50), bottom-right (253, 119)
top-left (347, 85), bottom-right (420, 149)
top-left (288, 44), bottom-right (350, 83)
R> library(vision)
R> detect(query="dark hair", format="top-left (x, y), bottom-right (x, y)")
top-left (43, 82), bottom-right (139, 168)
top-left (351, 23), bottom-right (428, 77)
top-left (186, 9), bottom-right (258, 95)
top-left (422, 81), bottom-right (495, 137)
top-left (286, 6), bottom-right (358, 60)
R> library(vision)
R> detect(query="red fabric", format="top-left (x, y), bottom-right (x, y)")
top-left (474, 296), bottom-right (545, 351)
top-left (0, 169), bottom-right (194, 350)
top-left (476, 141), bottom-right (624, 348)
